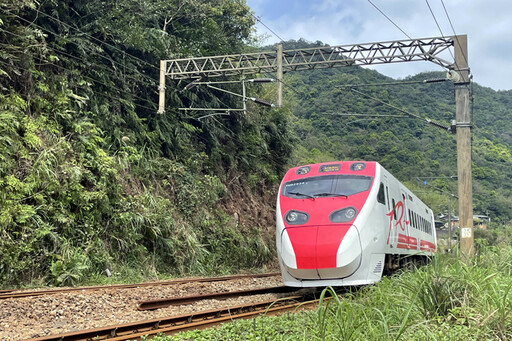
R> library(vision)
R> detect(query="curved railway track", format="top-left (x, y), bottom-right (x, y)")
top-left (24, 291), bottom-right (325, 341)
top-left (137, 285), bottom-right (297, 310)
top-left (0, 272), bottom-right (280, 300)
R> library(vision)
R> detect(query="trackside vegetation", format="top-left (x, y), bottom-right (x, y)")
top-left (153, 226), bottom-right (512, 340)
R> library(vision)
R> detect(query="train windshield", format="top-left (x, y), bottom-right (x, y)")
top-left (282, 175), bottom-right (373, 199)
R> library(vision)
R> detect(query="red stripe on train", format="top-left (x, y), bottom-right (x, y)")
top-left (420, 240), bottom-right (436, 251)
top-left (286, 225), bottom-right (352, 269)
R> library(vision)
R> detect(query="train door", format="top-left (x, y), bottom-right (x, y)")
top-left (400, 191), bottom-right (411, 243)
top-left (386, 186), bottom-right (407, 249)
top-left (397, 190), bottom-right (416, 249)
top-left (383, 179), bottom-right (397, 248)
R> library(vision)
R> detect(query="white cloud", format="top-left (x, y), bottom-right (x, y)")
top-left (247, 0), bottom-right (512, 90)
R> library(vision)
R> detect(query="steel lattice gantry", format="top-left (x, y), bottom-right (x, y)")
top-left (162, 36), bottom-right (455, 81)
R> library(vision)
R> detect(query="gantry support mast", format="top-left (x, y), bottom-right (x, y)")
top-left (158, 35), bottom-right (473, 258)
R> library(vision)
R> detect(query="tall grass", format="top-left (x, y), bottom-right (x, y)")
top-left (156, 226), bottom-right (512, 340)
top-left (311, 233), bottom-right (512, 340)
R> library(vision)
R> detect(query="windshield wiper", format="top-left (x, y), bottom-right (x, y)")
top-left (313, 192), bottom-right (349, 198)
top-left (288, 191), bottom-right (316, 199)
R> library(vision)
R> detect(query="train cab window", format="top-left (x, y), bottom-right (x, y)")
top-left (377, 183), bottom-right (386, 205)
top-left (281, 174), bottom-right (373, 199)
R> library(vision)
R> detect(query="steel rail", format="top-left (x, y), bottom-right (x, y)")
top-left (0, 272), bottom-right (279, 299)
top-left (24, 296), bottom-right (325, 341)
top-left (137, 285), bottom-right (298, 310)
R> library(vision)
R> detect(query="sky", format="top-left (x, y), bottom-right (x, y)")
top-left (245, 0), bottom-right (512, 91)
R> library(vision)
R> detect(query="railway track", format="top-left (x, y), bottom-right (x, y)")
top-left (24, 291), bottom-right (324, 341)
top-left (0, 272), bottom-right (279, 300)
top-left (137, 285), bottom-right (297, 310)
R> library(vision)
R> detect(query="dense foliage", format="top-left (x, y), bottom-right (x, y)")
top-left (0, 0), bottom-right (294, 286)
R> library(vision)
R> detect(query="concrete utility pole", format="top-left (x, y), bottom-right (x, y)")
top-left (453, 35), bottom-right (473, 259)
top-left (276, 44), bottom-right (283, 107)
top-left (157, 60), bottom-right (166, 114)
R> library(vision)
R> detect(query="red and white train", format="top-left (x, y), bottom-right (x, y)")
top-left (276, 161), bottom-right (436, 287)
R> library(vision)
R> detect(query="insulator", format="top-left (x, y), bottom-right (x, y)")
top-left (184, 82), bottom-right (198, 91)
top-left (423, 78), bottom-right (449, 83)
top-left (249, 78), bottom-right (275, 83)
top-left (426, 119), bottom-right (450, 131)
top-left (253, 98), bottom-right (275, 107)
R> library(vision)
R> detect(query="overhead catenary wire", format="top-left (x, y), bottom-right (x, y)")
top-left (335, 78), bottom-right (450, 89)
top-left (350, 88), bottom-right (452, 131)
top-left (0, 27), bottom-right (158, 111)
top-left (367, 0), bottom-right (412, 40)
top-left (323, 113), bottom-right (408, 118)
top-left (250, 13), bottom-right (285, 42)
top-left (367, 0), bottom-right (450, 74)
top-left (440, 0), bottom-right (469, 69)
top-left (247, 13), bottom-right (304, 100)
top-left (28, 7), bottom-right (160, 72)
top-left (0, 28), bottom-right (157, 90)
top-left (425, 0), bottom-right (455, 61)
top-left (30, 54), bottom-right (157, 111)
top-left (0, 13), bottom-right (159, 86)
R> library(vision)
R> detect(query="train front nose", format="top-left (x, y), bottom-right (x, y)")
top-left (280, 224), bottom-right (362, 279)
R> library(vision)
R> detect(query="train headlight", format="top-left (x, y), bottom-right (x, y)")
top-left (329, 207), bottom-right (357, 223)
top-left (296, 166), bottom-right (311, 175)
top-left (284, 210), bottom-right (309, 225)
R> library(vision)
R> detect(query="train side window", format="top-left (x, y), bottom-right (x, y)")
top-left (392, 199), bottom-right (396, 220)
top-left (377, 183), bottom-right (386, 205)
top-left (385, 187), bottom-right (390, 211)
top-left (408, 209), bottom-right (412, 228)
